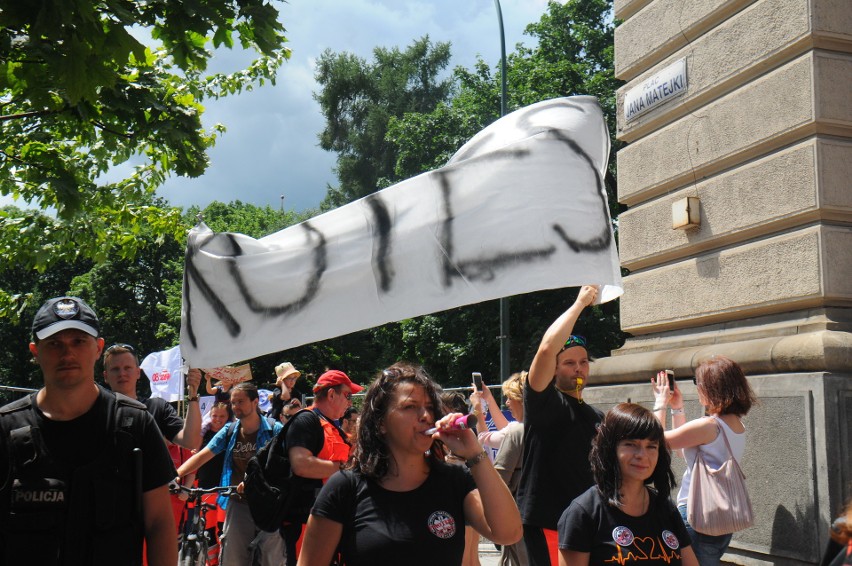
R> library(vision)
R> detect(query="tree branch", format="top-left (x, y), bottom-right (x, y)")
top-left (0, 108), bottom-right (64, 122)
top-left (91, 120), bottom-right (134, 138)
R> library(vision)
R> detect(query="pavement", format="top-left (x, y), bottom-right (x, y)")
top-left (478, 540), bottom-right (502, 565)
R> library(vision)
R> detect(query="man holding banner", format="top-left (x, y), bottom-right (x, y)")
top-left (518, 285), bottom-right (604, 566)
top-left (103, 344), bottom-right (202, 450)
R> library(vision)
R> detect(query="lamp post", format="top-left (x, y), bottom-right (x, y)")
top-left (493, 0), bottom-right (510, 383)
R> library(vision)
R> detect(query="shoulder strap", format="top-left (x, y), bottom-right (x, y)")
top-left (224, 422), bottom-right (236, 444)
top-left (0, 393), bottom-right (36, 418)
top-left (113, 391), bottom-right (147, 431)
top-left (312, 407), bottom-right (349, 444)
top-left (711, 416), bottom-right (734, 455)
top-left (710, 417), bottom-right (746, 478)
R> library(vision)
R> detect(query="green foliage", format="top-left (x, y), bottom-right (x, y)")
top-left (0, 199), bottom-right (308, 391)
top-left (187, 200), bottom-right (297, 239)
top-left (0, 0), bottom-right (290, 318)
top-left (314, 36), bottom-right (453, 209)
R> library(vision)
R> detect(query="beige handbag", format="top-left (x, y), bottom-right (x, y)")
top-left (687, 419), bottom-right (754, 536)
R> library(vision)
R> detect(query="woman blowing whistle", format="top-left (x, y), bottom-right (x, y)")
top-left (297, 362), bottom-right (523, 566)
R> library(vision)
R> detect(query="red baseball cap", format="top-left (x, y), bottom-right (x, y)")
top-left (313, 370), bottom-right (363, 393)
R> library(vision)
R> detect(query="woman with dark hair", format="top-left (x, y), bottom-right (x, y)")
top-left (558, 403), bottom-right (698, 566)
top-left (651, 356), bottom-right (757, 565)
top-left (297, 362), bottom-right (522, 566)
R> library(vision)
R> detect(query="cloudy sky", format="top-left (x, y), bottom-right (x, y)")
top-left (156, 0), bottom-right (556, 213)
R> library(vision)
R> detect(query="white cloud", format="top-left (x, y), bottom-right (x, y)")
top-left (155, 0), bottom-right (555, 213)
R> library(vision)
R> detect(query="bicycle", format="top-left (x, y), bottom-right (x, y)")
top-left (170, 484), bottom-right (236, 566)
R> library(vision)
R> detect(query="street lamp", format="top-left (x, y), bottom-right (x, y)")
top-left (494, 0), bottom-right (507, 117)
top-left (493, 0), bottom-right (510, 383)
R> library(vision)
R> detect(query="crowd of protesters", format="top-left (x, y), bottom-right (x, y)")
top-left (3, 292), bottom-right (848, 566)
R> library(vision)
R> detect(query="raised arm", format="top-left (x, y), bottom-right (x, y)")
top-left (173, 368), bottom-right (202, 450)
top-left (435, 413), bottom-right (522, 545)
top-left (528, 286), bottom-right (598, 392)
top-left (204, 374), bottom-right (217, 395)
top-left (650, 371), bottom-right (717, 453)
top-left (479, 384), bottom-right (509, 431)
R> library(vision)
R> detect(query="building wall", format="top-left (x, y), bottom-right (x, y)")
top-left (607, 0), bottom-right (852, 562)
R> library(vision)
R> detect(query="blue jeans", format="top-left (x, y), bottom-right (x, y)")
top-left (679, 504), bottom-right (733, 566)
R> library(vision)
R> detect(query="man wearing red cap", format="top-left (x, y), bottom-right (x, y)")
top-left (281, 369), bottom-right (362, 566)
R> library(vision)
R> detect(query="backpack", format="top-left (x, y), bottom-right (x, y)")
top-left (243, 409), bottom-right (311, 532)
top-left (0, 388), bottom-right (149, 565)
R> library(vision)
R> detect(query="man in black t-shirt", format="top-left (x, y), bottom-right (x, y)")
top-left (0, 296), bottom-right (177, 566)
top-left (517, 285), bottom-right (604, 566)
top-left (283, 370), bottom-right (361, 566)
top-left (103, 344), bottom-right (202, 450)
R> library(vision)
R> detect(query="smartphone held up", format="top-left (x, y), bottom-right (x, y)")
top-left (665, 369), bottom-right (675, 391)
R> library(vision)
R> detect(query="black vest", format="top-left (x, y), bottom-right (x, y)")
top-left (0, 387), bottom-right (148, 565)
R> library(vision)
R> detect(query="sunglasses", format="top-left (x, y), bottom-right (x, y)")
top-left (382, 368), bottom-right (401, 380)
top-left (341, 391), bottom-right (353, 400)
top-left (105, 343), bottom-right (135, 354)
top-left (560, 335), bottom-right (587, 351)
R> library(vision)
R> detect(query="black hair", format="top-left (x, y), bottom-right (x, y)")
top-left (351, 362), bottom-right (446, 480)
top-left (342, 406), bottom-right (359, 421)
top-left (590, 403), bottom-right (675, 509)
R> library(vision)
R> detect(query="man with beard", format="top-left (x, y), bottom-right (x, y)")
top-left (177, 382), bottom-right (284, 566)
top-left (517, 285), bottom-right (604, 566)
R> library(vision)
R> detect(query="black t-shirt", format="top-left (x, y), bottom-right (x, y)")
top-left (36, 393), bottom-right (109, 482)
top-left (284, 409), bottom-right (327, 519)
top-left (268, 387), bottom-right (285, 420)
top-left (284, 409), bottom-right (325, 456)
top-left (35, 388), bottom-right (177, 493)
top-left (0, 387), bottom-right (176, 565)
top-left (196, 426), bottom-right (226, 489)
top-left (311, 462), bottom-right (476, 566)
top-left (558, 486), bottom-right (692, 565)
top-left (517, 380), bottom-right (603, 528)
top-left (142, 397), bottom-right (183, 443)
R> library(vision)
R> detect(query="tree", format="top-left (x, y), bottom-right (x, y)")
top-left (0, 0), bottom-right (290, 317)
top-left (314, 36), bottom-right (453, 209)
top-left (325, 0), bottom-right (627, 384)
top-left (0, 207), bottom-right (96, 395)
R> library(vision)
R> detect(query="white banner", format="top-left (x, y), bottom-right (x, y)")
top-left (258, 389), bottom-right (272, 415)
top-left (199, 395), bottom-right (216, 425)
top-left (141, 346), bottom-right (185, 402)
top-left (181, 97), bottom-right (623, 368)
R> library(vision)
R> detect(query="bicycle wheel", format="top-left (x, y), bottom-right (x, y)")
top-left (196, 540), bottom-right (208, 566)
top-left (178, 542), bottom-right (198, 566)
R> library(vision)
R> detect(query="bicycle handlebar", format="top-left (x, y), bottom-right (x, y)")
top-left (169, 483), bottom-right (238, 497)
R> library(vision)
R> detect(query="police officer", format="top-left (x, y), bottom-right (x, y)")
top-left (0, 296), bottom-right (178, 566)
